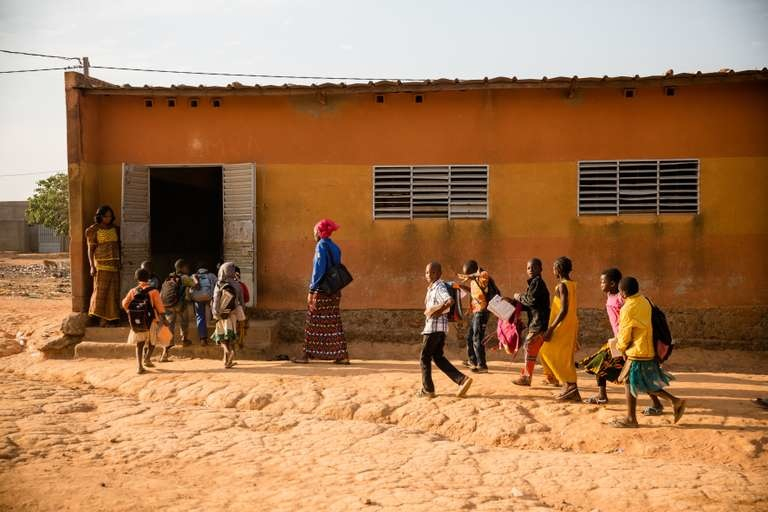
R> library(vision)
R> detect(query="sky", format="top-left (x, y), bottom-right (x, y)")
top-left (0, 0), bottom-right (765, 201)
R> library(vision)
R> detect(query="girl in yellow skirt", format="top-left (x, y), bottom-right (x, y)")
top-left (540, 256), bottom-right (581, 402)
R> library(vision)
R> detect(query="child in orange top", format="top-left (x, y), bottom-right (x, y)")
top-left (122, 268), bottom-right (168, 374)
top-left (458, 260), bottom-right (499, 373)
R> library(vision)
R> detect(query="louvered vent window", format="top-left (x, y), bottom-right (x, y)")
top-left (373, 166), bottom-right (488, 219)
top-left (578, 159), bottom-right (699, 215)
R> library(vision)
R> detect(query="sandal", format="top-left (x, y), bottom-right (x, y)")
top-left (224, 361), bottom-right (237, 369)
top-left (610, 417), bottom-right (639, 428)
top-left (753, 398), bottom-right (768, 409)
top-left (642, 406), bottom-right (664, 416)
top-left (512, 375), bottom-right (531, 387)
top-left (673, 400), bottom-right (687, 424)
top-left (333, 358), bottom-right (351, 365)
top-left (291, 357), bottom-right (309, 364)
top-left (556, 386), bottom-right (581, 402)
top-left (583, 395), bottom-right (608, 405)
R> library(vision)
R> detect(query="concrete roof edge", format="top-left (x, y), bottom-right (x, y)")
top-left (70, 68), bottom-right (768, 96)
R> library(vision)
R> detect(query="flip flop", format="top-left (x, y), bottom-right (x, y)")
top-left (291, 357), bottom-right (309, 364)
top-left (642, 406), bottom-right (664, 416)
top-left (610, 417), bottom-right (638, 429)
top-left (673, 400), bottom-right (687, 424)
top-left (583, 395), bottom-right (608, 405)
top-left (333, 359), bottom-right (351, 365)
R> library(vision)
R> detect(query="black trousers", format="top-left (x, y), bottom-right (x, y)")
top-left (421, 332), bottom-right (466, 393)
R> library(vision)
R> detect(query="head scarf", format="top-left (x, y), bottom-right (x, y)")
top-left (218, 261), bottom-right (236, 283)
top-left (314, 219), bottom-right (340, 239)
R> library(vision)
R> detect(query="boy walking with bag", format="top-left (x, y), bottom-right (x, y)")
top-left (191, 263), bottom-right (217, 345)
top-left (512, 258), bottom-right (551, 386)
top-left (161, 258), bottom-right (195, 349)
top-left (418, 262), bottom-right (473, 399)
top-left (122, 268), bottom-right (170, 374)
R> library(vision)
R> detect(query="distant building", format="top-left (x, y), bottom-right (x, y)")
top-left (63, 69), bottom-right (768, 346)
top-left (0, 201), bottom-right (68, 253)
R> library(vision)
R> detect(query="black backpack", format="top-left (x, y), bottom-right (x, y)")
top-left (648, 298), bottom-right (674, 362)
top-left (160, 274), bottom-right (182, 307)
top-left (128, 286), bottom-right (155, 333)
top-left (216, 283), bottom-right (238, 319)
top-left (442, 281), bottom-right (463, 322)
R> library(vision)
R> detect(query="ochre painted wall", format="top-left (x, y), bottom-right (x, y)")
top-left (71, 81), bottom-right (768, 312)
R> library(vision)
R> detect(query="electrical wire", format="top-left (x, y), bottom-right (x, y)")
top-left (0, 49), bottom-right (81, 62)
top-left (0, 65), bottom-right (82, 74)
top-left (1, 48), bottom-right (426, 81)
top-left (0, 171), bottom-right (62, 178)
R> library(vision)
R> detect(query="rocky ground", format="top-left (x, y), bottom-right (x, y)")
top-left (0, 252), bottom-right (70, 299)
top-left (0, 253), bottom-right (766, 511)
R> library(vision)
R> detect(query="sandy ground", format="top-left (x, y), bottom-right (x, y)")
top-left (0, 253), bottom-right (71, 358)
top-left (0, 266), bottom-right (766, 511)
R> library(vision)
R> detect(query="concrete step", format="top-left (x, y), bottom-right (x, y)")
top-left (83, 319), bottom-right (280, 349)
top-left (74, 341), bottom-right (266, 360)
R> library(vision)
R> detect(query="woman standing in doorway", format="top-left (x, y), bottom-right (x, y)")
top-left (292, 219), bottom-right (350, 365)
top-left (86, 205), bottom-right (121, 327)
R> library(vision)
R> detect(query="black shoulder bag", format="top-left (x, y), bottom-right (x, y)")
top-left (317, 245), bottom-right (353, 295)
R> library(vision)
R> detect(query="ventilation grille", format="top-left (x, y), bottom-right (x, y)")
top-left (374, 165), bottom-right (488, 219)
top-left (578, 159), bottom-right (699, 215)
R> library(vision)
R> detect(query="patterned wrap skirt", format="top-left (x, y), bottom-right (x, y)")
top-left (211, 306), bottom-right (245, 344)
top-left (577, 345), bottom-right (625, 383)
top-left (304, 292), bottom-right (348, 360)
top-left (89, 269), bottom-right (121, 321)
top-left (624, 359), bottom-right (675, 397)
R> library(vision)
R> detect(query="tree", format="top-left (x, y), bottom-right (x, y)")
top-left (26, 172), bottom-right (69, 236)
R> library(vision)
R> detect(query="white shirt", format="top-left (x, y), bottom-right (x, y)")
top-left (422, 279), bottom-right (452, 335)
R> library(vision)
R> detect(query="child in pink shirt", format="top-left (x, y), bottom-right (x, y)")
top-left (578, 268), bottom-right (664, 413)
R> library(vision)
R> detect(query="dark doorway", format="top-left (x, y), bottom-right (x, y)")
top-left (149, 166), bottom-right (223, 276)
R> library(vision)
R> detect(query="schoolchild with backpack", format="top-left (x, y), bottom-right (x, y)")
top-left (191, 264), bottom-right (218, 345)
top-left (161, 259), bottom-right (196, 348)
top-left (211, 262), bottom-right (245, 369)
top-left (457, 260), bottom-right (501, 374)
top-left (577, 268), bottom-right (664, 414)
top-left (122, 267), bottom-right (170, 374)
top-left (612, 276), bottom-right (686, 428)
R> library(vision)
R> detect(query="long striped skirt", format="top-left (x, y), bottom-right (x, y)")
top-left (89, 269), bottom-right (121, 321)
top-left (304, 292), bottom-right (348, 360)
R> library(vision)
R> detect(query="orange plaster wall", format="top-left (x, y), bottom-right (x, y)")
top-left (72, 81), bottom-right (768, 311)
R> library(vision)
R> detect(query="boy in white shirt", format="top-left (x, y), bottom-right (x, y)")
top-left (419, 261), bottom-right (473, 398)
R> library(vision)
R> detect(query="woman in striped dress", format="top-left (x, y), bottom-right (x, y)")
top-left (292, 219), bottom-right (350, 365)
top-left (86, 205), bottom-right (121, 327)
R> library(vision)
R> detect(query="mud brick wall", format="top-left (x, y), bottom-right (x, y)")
top-left (254, 306), bottom-right (768, 351)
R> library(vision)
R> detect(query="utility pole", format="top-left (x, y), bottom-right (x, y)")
top-left (82, 57), bottom-right (90, 77)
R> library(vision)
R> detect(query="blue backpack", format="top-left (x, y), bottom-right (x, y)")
top-left (191, 271), bottom-right (214, 302)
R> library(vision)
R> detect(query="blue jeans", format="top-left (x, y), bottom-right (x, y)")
top-left (466, 311), bottom-right (489, 368)
top-left (193, 301), bottom-right (210, 341)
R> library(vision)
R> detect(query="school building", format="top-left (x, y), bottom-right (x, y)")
top-left (64, 69), bottom-right (768, 348)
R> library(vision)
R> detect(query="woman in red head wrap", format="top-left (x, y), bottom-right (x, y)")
top-left (292, 219), bottom-right (349, 364)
